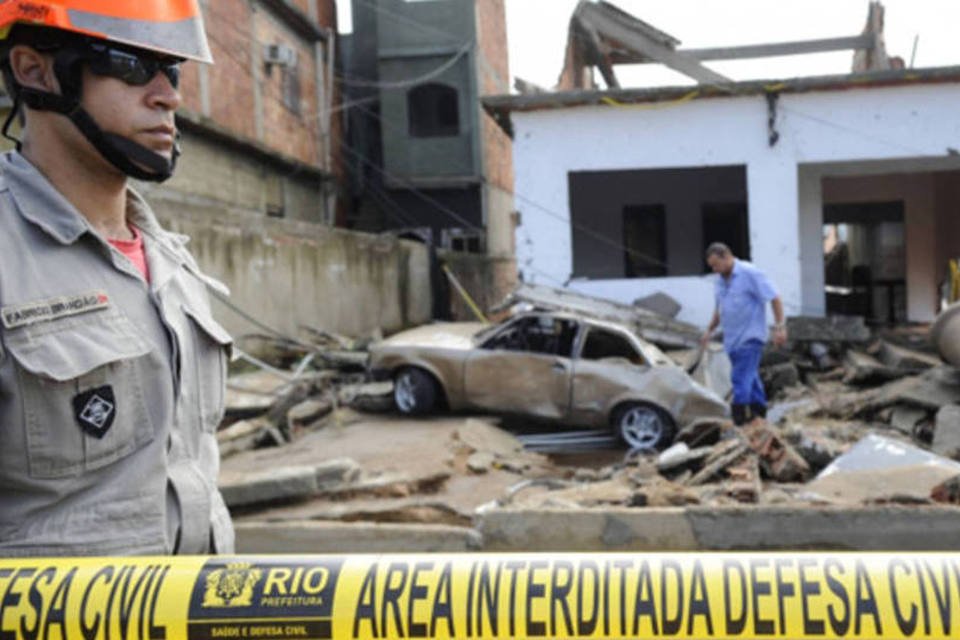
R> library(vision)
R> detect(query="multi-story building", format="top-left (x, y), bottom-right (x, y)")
top-left (342, 0), bottom-right (515, 265)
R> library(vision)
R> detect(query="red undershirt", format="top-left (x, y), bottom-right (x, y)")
top-left (108, 225), bottom-right (150, 283)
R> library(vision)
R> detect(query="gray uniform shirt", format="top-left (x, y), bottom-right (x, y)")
top-left (0, 151), bottom-right (234, 556)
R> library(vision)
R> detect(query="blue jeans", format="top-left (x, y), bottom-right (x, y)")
top-left (727, 340), bottom-right (767, 407)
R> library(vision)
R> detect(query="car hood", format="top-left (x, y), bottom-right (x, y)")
top-left (376, 322), bottom-right (487, 350)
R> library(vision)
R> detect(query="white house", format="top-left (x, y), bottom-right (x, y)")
top-left (484, 67), bottom-right (960, 327)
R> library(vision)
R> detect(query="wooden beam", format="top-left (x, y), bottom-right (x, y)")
top-left (576, 19), bottom-right (620, 89)
top-left (683, 35), bottom-right (874, 61)
top-left (609, 35), bottom-right (874, 65)
top-left (577, 2), bottom-right (730, 84)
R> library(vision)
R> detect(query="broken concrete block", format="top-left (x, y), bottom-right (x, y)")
top-left (761, 362), bottom-right (799, 398)
top-left (219, 465), bottom-right (319, 508)
top-left (888, 405), bottom-right (929, 435)
top-left (843, 350), bottom-right (905, 385)
top-left (932, 405), bottom-right (960, 460)
top-left (824, 367), bottom-right (960, 420)
top-left (890, 367), bottom-right (960, 410)
top-left (455, 419), bottom-right (522, 456)
top-left (315, 458), bottom-right (361, 490)
top-left (338, 381), bottom-right (392, 405)
top-left (320, 471), bottom-right (450, 501)
top-left (879, 342), bottom-right (941, 372)
top-left (633, 291), bottom-right (681, 318)
top-left (786, 316), bottom-right (871, 343)
top-left (467, 451), bottom-right (495, 474)
top-left (806, 434), bottom-right (960, 504)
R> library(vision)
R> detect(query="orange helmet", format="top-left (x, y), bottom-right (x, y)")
top-left (0, 0), bottom-right (212, 63)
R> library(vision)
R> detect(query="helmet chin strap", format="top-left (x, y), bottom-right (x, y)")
top-left (13, 49), bottom-right (178, 183)
top-left (67, 106), bottom-right (179, 182)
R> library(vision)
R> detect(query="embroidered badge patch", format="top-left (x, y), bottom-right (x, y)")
top-left (72, 386), bottom-right (116, 439)
top-left (1, 291), bottom-right (110, 329)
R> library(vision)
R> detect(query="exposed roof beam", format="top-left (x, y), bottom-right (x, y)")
top-left (682, 35), bottom-right (874, 62)
top-left (576, 1), bottom-right (730, 85)
top-left (609, 36), bottom-right (875, 65)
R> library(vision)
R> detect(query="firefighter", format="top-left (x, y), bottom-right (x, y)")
top-left (0, 1), bottom-right (234, 555)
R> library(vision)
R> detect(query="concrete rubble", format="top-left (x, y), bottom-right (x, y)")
top-left (216, 290), bottom-right (960, 551)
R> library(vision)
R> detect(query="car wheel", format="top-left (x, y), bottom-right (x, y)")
top-left (612, 403), bottom-right (675, 451)
top-left (393, 367), bottom-right (438, 415)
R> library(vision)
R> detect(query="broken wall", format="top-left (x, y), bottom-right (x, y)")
top-left (148, 202), bottom-right (432, 338)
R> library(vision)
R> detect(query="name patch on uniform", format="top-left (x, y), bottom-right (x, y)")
top-left (1, 291), bottom-right (110, 329)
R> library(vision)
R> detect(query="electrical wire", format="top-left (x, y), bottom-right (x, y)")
top-left (335, 43), bottom-right (473, 89)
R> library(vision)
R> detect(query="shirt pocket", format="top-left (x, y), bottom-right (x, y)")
top-left (5, 313), bottom-right (156, 480)
top-left (181, 304), bottom-right (232, 433)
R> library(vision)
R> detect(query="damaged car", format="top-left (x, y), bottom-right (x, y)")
top-left (369, 311), bottom-right (727, 450)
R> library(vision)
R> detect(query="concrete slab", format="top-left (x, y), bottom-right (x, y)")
top-left (235, 520), bottom-right (481, 553)
top-left (477, 506), bottom-right (960, 551)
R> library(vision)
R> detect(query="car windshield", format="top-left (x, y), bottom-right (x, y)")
top-left (471, 322), bottom-right (501, 344)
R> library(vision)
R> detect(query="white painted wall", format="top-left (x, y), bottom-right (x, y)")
top-left (512, 82), bottom-right (960, 325)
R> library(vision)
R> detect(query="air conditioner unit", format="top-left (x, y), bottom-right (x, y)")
top-left (263, 43), bottom-right (297, 67)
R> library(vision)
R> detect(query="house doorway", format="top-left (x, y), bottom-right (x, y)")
top-left (823, 201), bottom-right (905, 324)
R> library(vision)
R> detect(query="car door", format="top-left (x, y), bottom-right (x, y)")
top-left (569, 325), bottom-right (649, 426)
top-left (462, 315), bottom-right (578, 419)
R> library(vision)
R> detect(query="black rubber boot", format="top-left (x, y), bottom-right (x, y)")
top-left (750, 403), bottom-right (767, 420)
top-left (731, 403), bottom-right (750, 426)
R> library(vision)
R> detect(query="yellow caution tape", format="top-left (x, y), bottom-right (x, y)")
top-left (442, 265), bottom-right (488, 323)
top-left (1, 553), bottom-right (959, 639)
top-left (601, 90), bottom-right (700, 110)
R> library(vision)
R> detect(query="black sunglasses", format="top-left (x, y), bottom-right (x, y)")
top-left (83, 43), bottom-right (183, 89)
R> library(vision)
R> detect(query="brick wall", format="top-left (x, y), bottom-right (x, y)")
top-left (475, 0), bottom-right (513, 196)
top-left (176, 0), bottom-right (337, 169)
top-left (253, 7), bottom-right (321, 164)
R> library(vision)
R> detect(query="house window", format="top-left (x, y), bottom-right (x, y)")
top-left (702, 202), bottom-right (749, 270)
top-left (623, 205), bottom-right (667, 277)
top-left (408, 83), bottom-right (459, 137)
top-left (281, 64), bottom-right (301, 115)
top-left (264, 43), bottom-right (300, 115)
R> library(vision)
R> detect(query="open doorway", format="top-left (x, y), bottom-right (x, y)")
top-left (823, 201), bottom-right (905, 324)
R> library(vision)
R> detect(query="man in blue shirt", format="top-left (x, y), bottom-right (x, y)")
top-left (701, 243), bottom-right (787, 426)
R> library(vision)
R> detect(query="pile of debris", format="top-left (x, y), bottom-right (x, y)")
top-left (219, 330), bottom-right (393, 457)
top-left (216, 287), bottom-right (960, 527)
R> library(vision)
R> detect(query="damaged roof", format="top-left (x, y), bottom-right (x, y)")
top-left (484, 65), bottom-right (960, 136)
